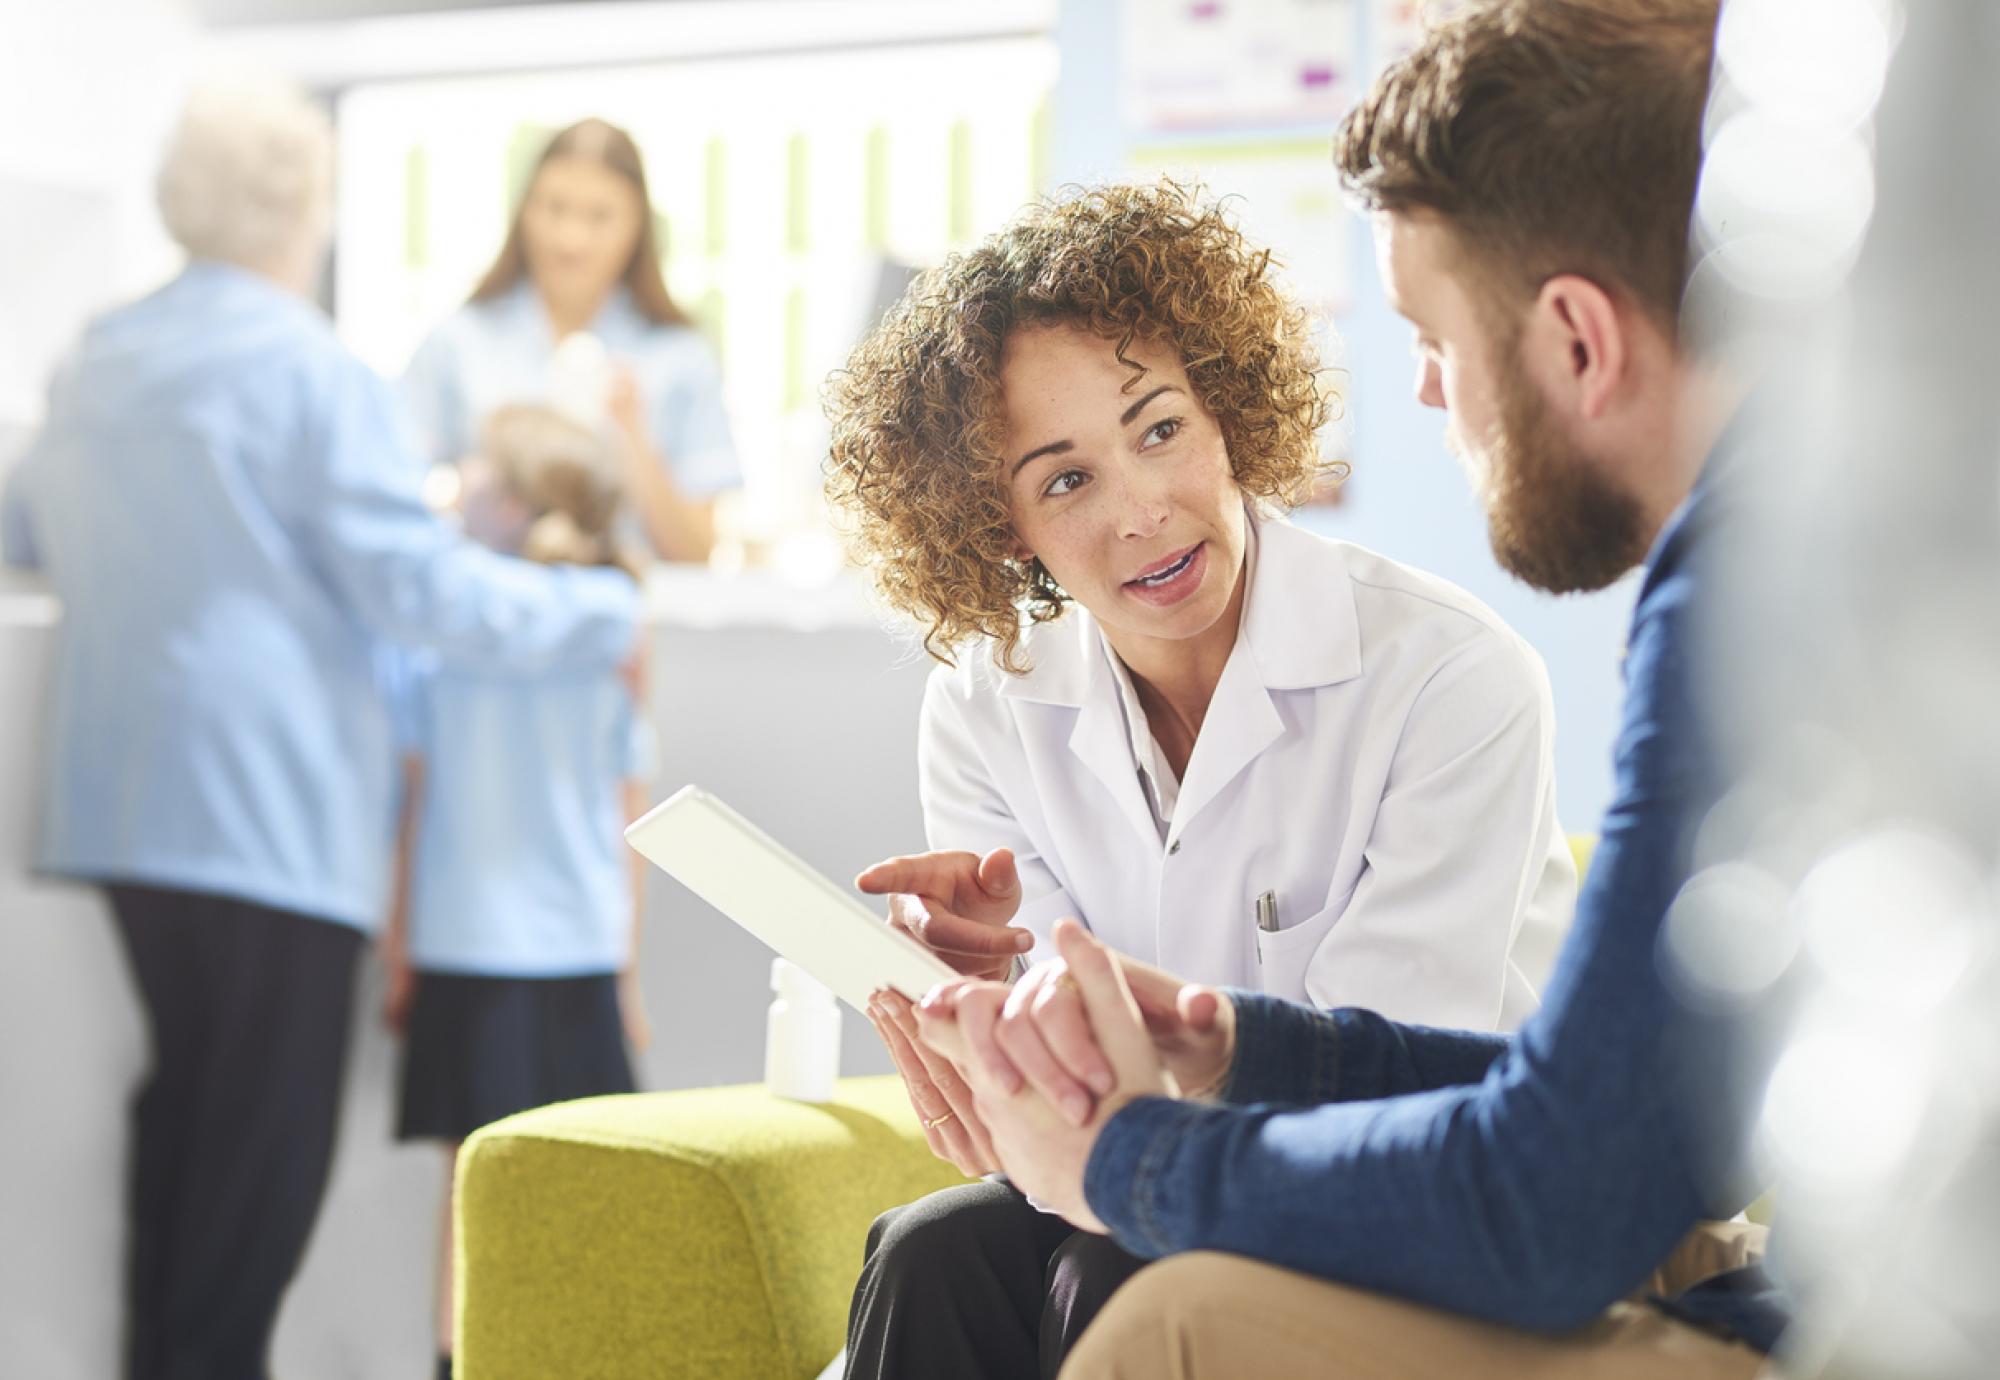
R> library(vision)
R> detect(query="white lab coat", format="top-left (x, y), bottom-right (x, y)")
top-left (918, 515), bottom-right (1575, 1031)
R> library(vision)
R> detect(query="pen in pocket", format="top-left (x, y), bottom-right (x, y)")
top-left (1254, 890), bottom-right (1279, 964)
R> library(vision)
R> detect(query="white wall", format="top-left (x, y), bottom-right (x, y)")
top-left (0, 0), bottom-right (192, 430)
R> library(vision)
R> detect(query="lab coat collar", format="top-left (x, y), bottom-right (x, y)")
top-left (997, 511), bottom-right (1364, 844)
top-left (1239, 514), bottom-right (1364, 691)
top-left (1068, 646), bottom-right (1168, 845)
top-left (997, 609), bottom-right (1099, 707)
top-left (996, 510), bottom-right (1364, 709)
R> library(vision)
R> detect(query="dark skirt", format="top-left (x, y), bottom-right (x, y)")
top-left (396, 970), bottom-right (636, 1142)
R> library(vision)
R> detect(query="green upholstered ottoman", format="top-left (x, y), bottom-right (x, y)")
top-left (459, 839), bottom-right (1600, 1378)
top-left (455, 1075), bottom-right (971, 1380)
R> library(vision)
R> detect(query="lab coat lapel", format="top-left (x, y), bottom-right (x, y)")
top-left (1170, 516), bottom-right (1362, 835)
top-left (1244, 517), bottom-right (1364, 690)
top-left (1003, 515), bottom-right (1362, 845)
top-left (1170, 639), bottom-right (1284, 836)
top-left (1068, 671), bottom-right (1166, 847)
top-left (1001, 610), bottom-right (1162, 845)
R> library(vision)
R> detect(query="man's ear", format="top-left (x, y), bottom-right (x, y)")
top-left (1534, 274), bottom-right (1627, 422)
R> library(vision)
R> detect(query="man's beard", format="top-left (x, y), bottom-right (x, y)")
top-left (1476, 354), bottom-right (1653, 595)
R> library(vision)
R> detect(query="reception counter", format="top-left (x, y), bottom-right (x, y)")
top-left (0, 564), bottom-right (932, 1378)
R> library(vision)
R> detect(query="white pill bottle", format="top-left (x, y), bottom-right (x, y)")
top-left (764, 958), bottom-right (841, 1102)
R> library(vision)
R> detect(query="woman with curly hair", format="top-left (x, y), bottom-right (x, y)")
top-left (825, 180), bottom-right (1575, 1380)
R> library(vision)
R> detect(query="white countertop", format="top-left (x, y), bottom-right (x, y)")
top-left (0, 572), bottom-right (58, 627)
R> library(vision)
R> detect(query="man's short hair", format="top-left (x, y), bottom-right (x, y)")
top-left (155, 76), bottom-right (333, 270)
top-left (1334, 0), bottom-right (1722, 333)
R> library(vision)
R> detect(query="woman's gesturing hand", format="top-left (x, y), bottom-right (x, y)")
top-left (858, 847), bottom-right (1035, 981)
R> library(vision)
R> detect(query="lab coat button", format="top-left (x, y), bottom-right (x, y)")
top-left (1167, 839), bottom-right (1181, 855)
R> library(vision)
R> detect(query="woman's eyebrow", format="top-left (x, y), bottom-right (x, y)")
top-left (1012, 439), bottom-right (1073, 477)
top-left (1011, 384), bottom-right (1184, 476)
top-left (1120, 385), bottom-right (1180, 426)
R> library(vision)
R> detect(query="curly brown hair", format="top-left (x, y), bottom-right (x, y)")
top-left (823, 178), bottom-right (1340, 672)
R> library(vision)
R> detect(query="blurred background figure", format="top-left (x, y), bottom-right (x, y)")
top-left (400, 119), bottom-right (741, 564)
top-left (382, 403), bottom-right (657, 1380)
top-left (0, 75), bottom-right (639, 1380)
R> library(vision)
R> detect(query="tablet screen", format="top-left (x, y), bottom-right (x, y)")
top-left (625, 785), bottom-right (959, 1012)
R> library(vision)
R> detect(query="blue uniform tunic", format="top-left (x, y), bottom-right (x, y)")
top-left (1, 261), bottom-right (639, 929)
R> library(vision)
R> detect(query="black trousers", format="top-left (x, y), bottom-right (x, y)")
top-left (107, 883), bottom-right (363, 1380)
top-left (845, 1178), bottom-right (1150, 1380)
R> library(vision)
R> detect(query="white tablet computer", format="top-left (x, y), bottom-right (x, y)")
top-left (624, 785), bottom-right (958, 1013)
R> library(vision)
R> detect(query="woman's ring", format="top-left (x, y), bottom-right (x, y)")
top-left (923, 1111), bottom-right (957, 1130)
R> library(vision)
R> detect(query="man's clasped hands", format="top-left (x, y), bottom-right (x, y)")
top-left (860, 846), bottom-right (1238, 1233)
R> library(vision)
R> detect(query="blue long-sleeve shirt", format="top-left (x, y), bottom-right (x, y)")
top-left (1084, 443), bottom-right (1788, 1349)
top-left (0, 260), bottom-right (639, 928)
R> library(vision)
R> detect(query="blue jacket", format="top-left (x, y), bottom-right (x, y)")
top-left (1084, 438), bottom-right (1789, 1351)
top-left (1, 261), bottom-right (639, 928)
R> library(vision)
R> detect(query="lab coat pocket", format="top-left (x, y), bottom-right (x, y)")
top-left (1254, 902), bottom-right (1342, 1002)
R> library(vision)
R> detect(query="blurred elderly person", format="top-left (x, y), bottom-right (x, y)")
top-left (0, 78), bottom-right (641, 1380)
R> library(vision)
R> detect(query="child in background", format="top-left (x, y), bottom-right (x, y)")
top-left (380, 404), bottom-right (655, 1380)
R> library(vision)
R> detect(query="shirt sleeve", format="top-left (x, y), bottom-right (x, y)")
top-left (305, 353), bottom-right (639, 677)
top-left (917, 666), bottom-right (1083, 959)
top-left (396, 324), bottom-right (467, 472)
top-left (1298, 629), bottom-right (1575, 1030)
top-left (652, 336), bottom-right (741, 498)
top-left (1215, 993), bottom-right (1511, 1107)
top-left (1082, 574), bottom-right (1728, 1335)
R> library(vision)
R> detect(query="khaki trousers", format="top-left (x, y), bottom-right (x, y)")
top-left (1060, 1222), bottom-right (1776, 1380)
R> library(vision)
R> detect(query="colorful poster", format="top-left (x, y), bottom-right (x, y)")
top-left (1121, 0), bottom-right (1357, 134)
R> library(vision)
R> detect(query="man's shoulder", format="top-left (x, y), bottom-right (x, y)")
top-left (1626, 498), bottom-right (1717, 673)
top-left (1610, 510), bottom-right (1717, 797)
top-left (1632, 437), bottom-right (1746, 630)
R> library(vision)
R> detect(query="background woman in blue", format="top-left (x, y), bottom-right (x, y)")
top-left (401, 118), bottom-right (741, 563)
top-left (0, 80), bottom-right (641, 1380)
